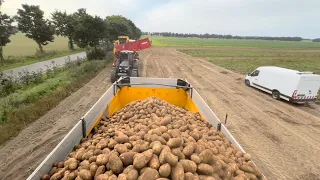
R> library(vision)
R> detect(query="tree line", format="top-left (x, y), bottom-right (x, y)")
top-left (143, 32), bottom-right (318, 42)
top-left (0, 1), bottom-right (142, 62)
top-left (312, 38), bottom-right (320, 42)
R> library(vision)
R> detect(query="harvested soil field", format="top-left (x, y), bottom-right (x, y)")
top-left (0, 47), bottom-right (320, 180)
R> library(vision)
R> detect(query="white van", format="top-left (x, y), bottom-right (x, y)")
top-left (245, 66), bottom-right (320, 104)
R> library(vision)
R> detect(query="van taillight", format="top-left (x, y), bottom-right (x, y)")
top-left (292, 90), bottom-right (297, 99)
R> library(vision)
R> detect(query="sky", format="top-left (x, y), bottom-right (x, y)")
top-left (1, 0), bottom-right (320, 39)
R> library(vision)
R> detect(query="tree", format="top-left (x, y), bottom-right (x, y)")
top-left (73, 9), bottom-right (107, 49)
top-left (104, 15), bottom-right (141, 41)
top-left (0, 0), bottom-right (16, 62)
top-left (15, 4), bottom-right (55, 53)
top-left (51, 10), bottom-right (76, 50)
top-left (312, 38), bottom-right (320, 42)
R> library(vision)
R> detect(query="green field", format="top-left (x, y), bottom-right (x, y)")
top-left (3, 33), bottom-right (73, 57)
top-left (147, 36), bottom-right (320, 49)
top-left (180, 49), bottom-right (320, 74)
top-left (1, 33), bottom-right (84, 71)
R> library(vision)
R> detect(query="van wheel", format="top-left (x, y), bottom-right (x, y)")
top-left (245, 80), bottom-right (250, 87)
top-left (272, 90), bottom-right (280, 100)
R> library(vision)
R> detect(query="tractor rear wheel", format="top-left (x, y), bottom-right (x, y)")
top-left (130, 70), bottom-right (138, 77)
top-left (110, 69), bottom-right (117, 83)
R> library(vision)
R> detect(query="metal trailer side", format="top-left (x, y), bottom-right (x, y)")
top-left (27, 77), bottom-right (252, 180)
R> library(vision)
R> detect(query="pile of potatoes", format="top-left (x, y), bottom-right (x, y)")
top-left (42, 97), bottom-right (266, 180)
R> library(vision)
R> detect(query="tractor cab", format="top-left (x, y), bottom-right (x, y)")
top-left (111, 50), bottom-right (139, 83)
top-left (118, 36), bottom-right (129, 44)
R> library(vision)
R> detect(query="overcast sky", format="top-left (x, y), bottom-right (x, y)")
top-left (1, 0), bottom-right (320, 38)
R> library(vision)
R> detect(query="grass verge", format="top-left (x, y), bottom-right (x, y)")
top-left (0, 55), bottom-right (111, 145)
top-left (0, 48), bottom-right (85, 72)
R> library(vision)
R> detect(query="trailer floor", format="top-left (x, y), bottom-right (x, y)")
top-left (1, 47), bottom-right (320, 180)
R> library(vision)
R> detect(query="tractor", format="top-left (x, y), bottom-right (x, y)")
top-left (110, 50), bottom-right (139, 83)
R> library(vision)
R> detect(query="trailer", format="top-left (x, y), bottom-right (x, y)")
top-left (27, 77), bottom-right (264, 180)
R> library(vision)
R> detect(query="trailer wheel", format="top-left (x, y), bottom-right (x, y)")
top-left (245, 80), bottom-right (250, 87)
top-left (272, 90), bottom-right (280, 100)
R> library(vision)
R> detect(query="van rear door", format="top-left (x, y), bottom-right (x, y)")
top-left (294, 75), bottom-right (320, 100)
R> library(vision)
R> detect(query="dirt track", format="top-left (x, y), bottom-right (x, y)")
top-left (1, 47), bottom-right (320, 180)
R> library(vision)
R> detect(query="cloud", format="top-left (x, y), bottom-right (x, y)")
top-left (137, 0), bottom-right (320, 38)
top-left (1, 0), bottom-right (139, 18)
top-left (1, 0), bottom-right (319, 38)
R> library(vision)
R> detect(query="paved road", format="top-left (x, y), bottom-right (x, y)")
top-left (1, 52), bottom-right (86, 79)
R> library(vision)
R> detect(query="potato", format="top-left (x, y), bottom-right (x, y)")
top-left (159, 146), bottom-right (170, 165)
top-left (79, 169), bottom-right (92, 180)
top-left (115, 144), bottom-right (128, 154)
top-left (199, 149), bottom-right (213, 164)
top-left (149, 154), bottom-right (160, 169)
top-left (240, 165), bottom-right (255, 174)
top-left (95, 165), bottom-right (105, 177)
top-left (107, 154), bottom-right (123, 174)
top-left (180, 160), bottom-right (197, 173)
top-left (89, 156), bottom-right (97, 163)
top-left (41, 174), bottom-right (50, 180)
top-left (182, 143), bottom-right (196, 157)
top-left (126, 169), bottom-right (139, 180)
top-left (244, 153), bottom-right (252, 161)
top-left (197, 164), bottom-right (214, 175)
top-left (96, 154), bottom-right (109, 166)
top-left (108, 139), bottom-right (118, 149)
top-left (161, 133), bottom-right (171, 141)
top-left (159, 163), bottom-right (171, 178)
top-left (68, 161), bottom-right (78, 171)
top-left (164, 151), bottom-right (178, 166)
top-left (194, 145), bottom-right (206, 154)
top-left (118, 173), bottom-right (127, 180)
top-left (120, 152), bottom-right (137, 166)
top-left (133, 153), bottom-right (149, 169)
top-left (171, 162), bottom-right (184, 180)
top-left (168, 129), bottom-right (180, 138)
top-left (49, 172), bottom-right (62, 180)
top-left (152, 141), bottom-right (163, 155)
top-left (190, 154), bottom-right (201, 165)
top-left (67, 171), bottom-right (77, 180)
top-left (160, 116), bottom-right (171, 126)
top-left (95, 174), bottom-right (109, 180)
top-left (245, 172), bottom-right (258, 180)
top-left (166, 138), bottom-right (183, 148)
top-left (108, 174), bottom-right (118, 180)
top-left (171, 149), bottom-right (185, 160)
top-left (190, 131), bottom-right (200, 141)
top-left (137, 168), bottom-right (159, 180)
top-left (184, 172), bottom-right (196, 180)
top-left (88, 163), bottom-right (97, 176)
top-left (198, 175), bottom-right (215, 180)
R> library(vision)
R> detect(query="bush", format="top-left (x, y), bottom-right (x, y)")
top-left (86, 48), bottom-right (107, 60)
